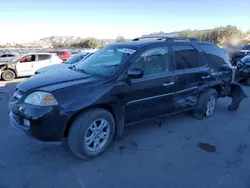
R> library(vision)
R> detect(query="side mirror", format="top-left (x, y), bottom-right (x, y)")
top-left (128, 68), bottom-right (144, 79)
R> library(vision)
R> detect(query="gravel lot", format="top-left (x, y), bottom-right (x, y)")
top-left (0, 78), bottom-right (250, 188)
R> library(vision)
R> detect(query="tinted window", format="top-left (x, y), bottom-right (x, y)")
top-left (7, 54), bottom-right (15, 57)
top-left (200, 44), bottom-right (231, 70)
top-left (242, 45), bottom-right (250, 50)
top-left (1, 55), bottom-right (7, 57)
top-left (38, 54), bottom-right (51, 61)
top-left (56, 52), bottom-right (65, 56)
top-left (131, 46), bottom-right (170, 75)
top-left (172, 45), bottom-right (204, 70)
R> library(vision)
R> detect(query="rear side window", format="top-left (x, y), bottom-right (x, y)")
top-left (56, 52), bottom-right (65, 56)
top-left (38, 54), bottom-right (51, 61)
top-left (1, 55), bottom-right (7, 57)
top-left (200, 44), bottom-right (231, 70)
top-left (172, 45), bottom-right (204, 70)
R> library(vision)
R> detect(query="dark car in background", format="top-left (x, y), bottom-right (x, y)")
top-left (35, 52), bottom-right (93, 74)
top-left (9, 37), bottom-right (246, 160)
top-left (47, 50), bottom-right (71, 61)
top-left (231, 45), bottom-right (250, 66)
top-left (235, 55), bottom-right (250, 85)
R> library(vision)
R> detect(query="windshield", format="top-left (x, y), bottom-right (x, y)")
top-left (75, 45), bottom-right (136, 76)
top-left (64, 53), bottom-right (89, 64)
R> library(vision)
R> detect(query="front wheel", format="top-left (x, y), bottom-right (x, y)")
top-left (68, 108), bottom-right (115, 160)
top-left (2, 69), bottom-right (15, 81)
top-left (193, 88), bottom-right (218, 120)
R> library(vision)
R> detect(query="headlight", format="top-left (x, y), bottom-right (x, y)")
top-left (24, 91), bottom-right (58, 106)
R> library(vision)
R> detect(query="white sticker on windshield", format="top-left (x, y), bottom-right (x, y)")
top-left (117, 48), bottom-right (136, 54)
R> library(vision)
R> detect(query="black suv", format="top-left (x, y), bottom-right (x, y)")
top-left (9, 37), bottom-right (246, 159)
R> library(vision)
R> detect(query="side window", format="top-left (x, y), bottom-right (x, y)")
top-left (57, 52), bottom-right (65, 56)
top-left (1, 55), bottom-right (7, 57)
top-left (7, 54), bottom-right (15, 57)
top-left (131, 46), bottom-right (170, 76)
top-left (38, 54), bottom-right (51, 61)
top-left (172, 45), bottom-right (204, 70)
top-left (200, 44), bottom-right (231, 69)
top-left (20, 55), bottom-right (36, 63)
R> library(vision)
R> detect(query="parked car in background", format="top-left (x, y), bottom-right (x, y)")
top-left (231, 44), bottom-right (250, 66)
top-left (47, 50), bottom-right (70, 61)
top-left (35, 52), bottom-right (93, 74)
top-left (221, 48), bottom-right (232, 62)
top-left (0, 53), bottom-right (20, 64)
top-left (0, 53), bottom-right (62, 81)
top-left (9, 37), bottom-right (246, 160)
top-left (235, 55), bottom-right (250, 85)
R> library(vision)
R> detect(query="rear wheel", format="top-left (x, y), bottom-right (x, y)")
top-left (2, 69), bottom-right (15, 81)
top-left (68, 108), bottom-right (115, 160)
top-left (193, 88), bottom-right (218, 120)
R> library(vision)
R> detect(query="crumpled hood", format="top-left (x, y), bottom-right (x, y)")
top-left (17, 67), bottom-right (99, 93)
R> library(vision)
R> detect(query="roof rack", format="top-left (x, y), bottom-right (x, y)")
top-left (132, 36), bottom-right (198, 41)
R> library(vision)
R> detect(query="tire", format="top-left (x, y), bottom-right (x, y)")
top-left (2, 69), bottom-right (15, 81)
top-left (68, 108), bottom-right (115, 160)
top-left (193, 88), bottom-right (218, 120)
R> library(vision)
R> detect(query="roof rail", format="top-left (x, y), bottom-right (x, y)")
top-left (132, 36), bottom-right (198, 42)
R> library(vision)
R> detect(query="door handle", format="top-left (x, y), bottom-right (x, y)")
top-left (163, 82), bottom-right (174, 87)
top-left (202, 76), bottom-right (211, 80)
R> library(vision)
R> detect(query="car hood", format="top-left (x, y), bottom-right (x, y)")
top-left (36, 63), bottom-right (68, 73)
top-left (17, 67), bottom-right (102, 93)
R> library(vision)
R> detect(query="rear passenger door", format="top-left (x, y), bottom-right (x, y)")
top-left (172, 44), bottom-right (209, 111)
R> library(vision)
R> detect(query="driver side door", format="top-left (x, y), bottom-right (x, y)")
top-left (117, 44), bottom-right (175, 124)
top-left (15, 55), bottom-right (36, 76)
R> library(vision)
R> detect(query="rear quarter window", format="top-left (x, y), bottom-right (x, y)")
top-left (172, 45), bottom-right (205, 70)
top-left (38, 54), bottom-right (51, 61)
top-left (200, 44), bottom-right (231, 70)
top-left (56, 52), bottom-right (66, 56)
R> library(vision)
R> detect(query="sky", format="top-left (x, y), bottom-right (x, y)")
top-left (0, 0), bottom-right (250, 43)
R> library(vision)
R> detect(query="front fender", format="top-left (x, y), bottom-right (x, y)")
top-left (228, 83), bottom-right (248, 111)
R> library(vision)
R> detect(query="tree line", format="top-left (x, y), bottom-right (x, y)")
top-left (52, 38), bottom-right (100, 49)
top-left (52, 36), bottom-right (127, 49)
top-left (179, 25), bottom-right (250, 45)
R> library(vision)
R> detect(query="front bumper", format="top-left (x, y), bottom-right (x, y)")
top-left (9, 102), bottom-right (70, 142)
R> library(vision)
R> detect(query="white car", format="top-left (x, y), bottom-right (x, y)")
top-left (0, 53), bottom-right (62, 81)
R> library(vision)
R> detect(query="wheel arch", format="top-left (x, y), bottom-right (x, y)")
top-left (0, 66), bottom-right (17, 79)
top-left (63, 102), bottom-right (124, 138)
